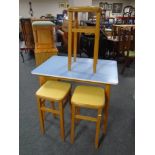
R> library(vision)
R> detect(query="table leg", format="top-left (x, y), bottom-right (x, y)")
top-left (103, 84), bottom-right (110, 135)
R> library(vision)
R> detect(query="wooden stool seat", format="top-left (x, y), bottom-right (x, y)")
top-left (32, 21), bottom-right (55, 26)
top-left (71, 85), bottom-right (105, 108)
top-left (36, 80), bottom-right (71, 101)
top-left (71, 85), bottom-right (105, 148)
top-left (36, 80), bottom-right (71, 141)
top-left (68, 6), bottom-right (101, 12)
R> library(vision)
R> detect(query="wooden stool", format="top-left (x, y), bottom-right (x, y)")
top-left (32, 21), bottom-right (58, 66)
top-left (67, 6), bottom-right (101, 73)
top-left (70, 85), bottom-right (105, 148)
top-left (36, 80), bottom-right (71, 141)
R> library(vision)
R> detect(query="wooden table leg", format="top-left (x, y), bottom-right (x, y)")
top-left (39, 76), bottom-right (46, 86)
top-left (103, 84), bottom-right (111, 135)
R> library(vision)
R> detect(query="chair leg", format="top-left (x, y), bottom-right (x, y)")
top-left (20, 50), bottom-right (24, 63)
top-left (71, 104), bottom-right (75, 144)
top-left (51, 101), bottom-right (56, 118)
top-left (59, 101), bottom-right (65, 141)
top-left (121, 57), bottom-right (129, 74)
top-left (37, 97), bottom-right (45, 134)
top-left (95, 108), bottom-right (102, 149)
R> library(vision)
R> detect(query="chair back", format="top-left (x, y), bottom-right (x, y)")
top-left (20, 18), bottom-right (34, 49)
top-left (118, 27), bottom-right (135, 54)
top-left (32, 21), bottom-right (56, 52)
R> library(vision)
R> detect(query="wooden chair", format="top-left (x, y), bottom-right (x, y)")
top-left (106, 25), bottom-right (135, 60)
top-left (70, 85), bottom-right (105, 148)
top-left (118, 27), bottom-right (135, 74)
top-left (20, 18), bottom-right (35, 49)
top-left (67, 6), bottom-right (102, 73)
top-left (106, 25), bottom-right (120, 59)
top-left (123, 6), bottom-right (135, 24)
top-left (32, 21), bottom-right (58, 66)
top-left (36, 80), bottom-right (71, 141)
top-left (20, 18), bottom-right (35, 62)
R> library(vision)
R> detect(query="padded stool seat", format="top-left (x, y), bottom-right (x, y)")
top-left (32, 21), bottom-right (55, 26)
top-left (71, 85), bottom-right (105, 108)
top-left (36, 81), bottom-right (71, 101)
top-left (36, 80), bottom-right (71, 141)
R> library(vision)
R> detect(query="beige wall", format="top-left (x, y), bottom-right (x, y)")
top-left (19, 0), bottom-right (68, 18)
top-left (19, 0), bottom-right (135, 18)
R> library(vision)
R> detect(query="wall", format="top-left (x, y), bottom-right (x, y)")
top-left (19, 0), bottom-right (135, 18)
top-left (19, 0), bottom-right (68, 18)
top-left (68, 0), bottom-right (92, 6)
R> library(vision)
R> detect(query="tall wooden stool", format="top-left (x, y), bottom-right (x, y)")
top-left (70, 85), bottom-right (105, 148)
top-left (32, 21), bottom-right (58, 66)
top-left (67, 6), bottom-right (101, 73)
top-left (36, 80), bottom-right (71, 141)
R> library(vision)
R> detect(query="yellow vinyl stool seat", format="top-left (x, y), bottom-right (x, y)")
top-left (71, 85), bottom-right (105, 108)
top-left (36, 80), bottom-right (71, 101)
top-left (71, 85), bottom-right (105, 148)
top-left (36, 80), bottom-right (71, 141)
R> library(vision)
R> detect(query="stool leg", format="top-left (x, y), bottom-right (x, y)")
top-left (68, 12), bottom-right (73, 71)
top-left (76, 107), bottom-right (80, 114)
top-left (41, 99), bottom-right (45, 121)
top-left (71, 104), bottom-right (75, 144)
top-left (73, 12), bottom-right (78, 62)
top-left (76, 107), bottom-right (80, 123)
top-left (95, 108), bottom-right (102, 149)
top-left (37, 97), bottom-right (45, 134)
top-left (69, 90), bottom-right (72, 118)
top-left (93, 12), bottom-right (100, 73)
top-left (59, 101), bottom-right (65, 141)
top-left (51, 101), bottom-right (56, 118)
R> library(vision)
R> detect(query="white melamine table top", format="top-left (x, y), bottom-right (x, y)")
top-left (31, 56), bottom-right (118, 85)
